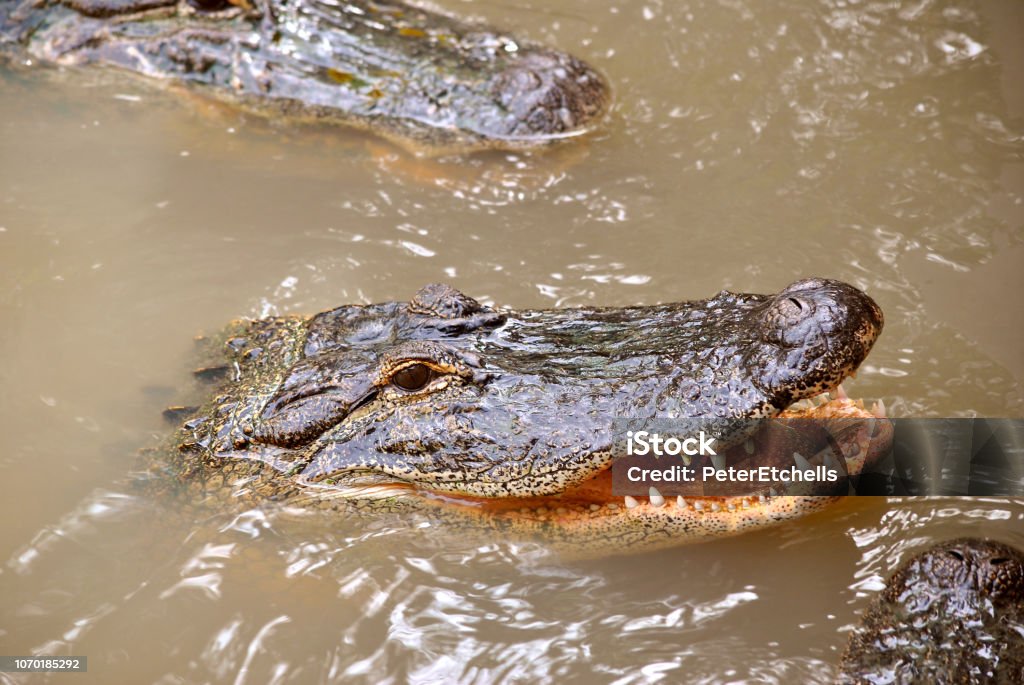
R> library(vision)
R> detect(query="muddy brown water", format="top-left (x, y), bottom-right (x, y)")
top-left (1, 0), bottom-right (1022, 682)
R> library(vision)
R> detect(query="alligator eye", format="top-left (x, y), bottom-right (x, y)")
top-left (391, 363), bottom-right (436, 392)
top-left (188, 0), bottom-right (231, 11)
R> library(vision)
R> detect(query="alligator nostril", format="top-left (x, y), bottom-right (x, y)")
top-left (947, 550), bottom-right (966, 562)
top-left (787, 297), bottom-right (804, 311)
top-left (989, 557), bottom-right (1009, 565)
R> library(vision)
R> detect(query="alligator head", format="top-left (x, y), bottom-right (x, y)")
top-left (840, 538), bottom-right (1024, 683)
top-left (5, 0), bottom-right (609, 150)
top-left (166, 279), bottom-right (890, 553)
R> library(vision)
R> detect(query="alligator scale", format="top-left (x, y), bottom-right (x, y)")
top-left (0, 0), bottom-right (609, 150)
top-left (148, 279), bottom-right (891, 554)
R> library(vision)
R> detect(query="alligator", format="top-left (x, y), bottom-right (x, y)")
top-left (839, 537), bottom-right (1024, 684)
top-left (147, 278), bottom-right (892, 554)
top-left (0, 0), bottom-right (609, 151)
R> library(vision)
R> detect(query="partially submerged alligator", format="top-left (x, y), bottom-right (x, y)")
top-left (840, 537), bottom-right (1024, 684)
top-left (149, 279), bottom-right (892, 554)
top-left (0, 0), bottom-right (609, 150)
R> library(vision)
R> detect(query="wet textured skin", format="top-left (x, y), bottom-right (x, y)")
top-left (839, 538), bottom-right (1024, 684)
top-left (0, 0), bottom-right (609, 150)
top-left (146, 279), bottom-right (889, 554)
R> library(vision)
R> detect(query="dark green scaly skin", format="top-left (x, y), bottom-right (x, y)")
top-left (0, 0), bottom-right (609, 150)
top-left (839, 538), bottom-right (1024, 684)
top-left (142, 279), bottom-right (886, 553)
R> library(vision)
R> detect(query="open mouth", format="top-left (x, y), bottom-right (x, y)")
top-left (307, 388), bottom-right (892, 528)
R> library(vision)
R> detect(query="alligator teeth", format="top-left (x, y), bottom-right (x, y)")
top-left (681, 454), bottom-right (692, 466)
top-left (711, 454), bottom-right (727, 471)
top-left (648, 487), bottom-right (665, 507)
top-left (822, 448), bottom-right (842, 472)
top-left (871, 398), bottom-right (888, 419)
top-left (589, 504), bottom-right (600, 512)
top-left (693, 500), bottom-right (705, 511)
top-left (835, 383), bottom-right (849, 400)
top-left (793, 452), bottom-right (813, 471)
top-left (676, 496), bottom-right (687, 509)
top-left (624, 496), bottom-right (639, 509)
top-left (710, 501), bottom-right (722, 512)
top-left (758, 494), bottom-right (768, 504)
top-left (744, 439), bottom-right (755, 454)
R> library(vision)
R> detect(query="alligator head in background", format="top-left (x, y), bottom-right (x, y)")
top-left (2, 0), bottom-right (610, 150)
top-left (160, 279), bottom-right (890, 554)
top-left (839, 538), bottom-right (1024, 683)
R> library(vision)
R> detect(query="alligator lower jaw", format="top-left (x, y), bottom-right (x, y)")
top-left (395, 393), bottom-right (893, 550)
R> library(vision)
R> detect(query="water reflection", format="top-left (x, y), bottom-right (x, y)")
top-left (1, 0), bottom-right (1022, 681)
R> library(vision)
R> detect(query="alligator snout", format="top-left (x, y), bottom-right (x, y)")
top-left (761, 278), bottom-right (884, 348)
top-left (901, 538), bottom-right (1024, 602)
top-left (750, 279), bottom-right (883, 400)
top-left (841, 538), bottom-right (1024, 682)
top-left (487, 51), bottom-right (609, 140)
